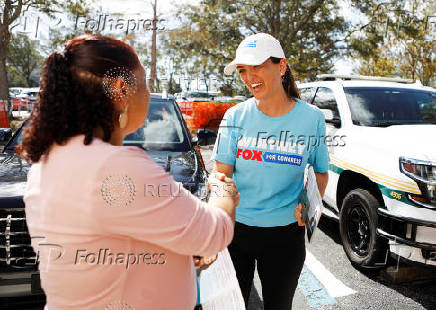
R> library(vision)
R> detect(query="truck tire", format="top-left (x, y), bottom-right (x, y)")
top-left (339, 189), bottom-right (388, 269)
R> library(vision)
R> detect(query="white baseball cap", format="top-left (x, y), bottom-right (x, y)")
top-left (224, 33), bottom-right (286, 75)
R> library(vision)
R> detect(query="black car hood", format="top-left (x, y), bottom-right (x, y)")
top-left (0, 152), bottom-right (30, 197)
top-left (0, 148), bottom-right (204, 198)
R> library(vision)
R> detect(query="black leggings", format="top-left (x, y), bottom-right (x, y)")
top-left (228, 221), bottom-right (306, 310)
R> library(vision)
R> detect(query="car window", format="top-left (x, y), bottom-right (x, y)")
top-left (188, 92), bottom-right (204, 97)
top-left (344, 87), bottom-right (436, 126)
top-left (312, 87), bottom-right (340, 119)
top-left (124, 98), bottom-right (190, 151)
top-left (10, 89), bottom-right (22, 95)
top-left (299, 87), bottom-right (316, 104)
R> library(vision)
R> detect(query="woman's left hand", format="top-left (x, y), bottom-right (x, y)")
top-left (294, 203), bottom-right (306, 227)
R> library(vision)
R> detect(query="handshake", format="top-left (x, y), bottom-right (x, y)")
top-left (207, 172), bottom-right (240, 206)
top-left (193, 172), bottom-right (239, 270)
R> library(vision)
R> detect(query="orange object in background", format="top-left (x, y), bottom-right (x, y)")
top-left (178, 101), bottom-right (238, 134)
top-left (12, 98), bottom-right (21, 110)
top-left (179, 102), bottom-right (194, 116)
top-left (0, 100), bottom-right (10, 128)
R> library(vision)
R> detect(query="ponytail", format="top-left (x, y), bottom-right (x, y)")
top-left (17, 50), bottom-right (75, 162)
top-left (270, 57), bottom-right (300, 100)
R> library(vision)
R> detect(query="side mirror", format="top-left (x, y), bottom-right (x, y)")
top-left (196, 129), bottom-right (217, 146)
top-left (321, 109), bottom-right (341, 128)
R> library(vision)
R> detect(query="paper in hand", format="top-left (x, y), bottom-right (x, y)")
top-left (299, 166), bottom-right (324, 242)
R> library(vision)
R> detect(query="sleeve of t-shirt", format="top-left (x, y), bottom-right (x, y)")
top-left (308, 111), bottom-right (329, 173)
top-left (92, 147), bottom-right (234, 257)
top-left (210, 109), bottom-right (238, 166)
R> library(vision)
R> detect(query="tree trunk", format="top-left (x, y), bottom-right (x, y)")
top-left (271, 0), bottom-right (282, 38)
top-left (149, 0), bottom-right (157, 93)
top-left (0, 24), bottom-right (12, 121)
top-left (168, 72), bottom-right (173, 93)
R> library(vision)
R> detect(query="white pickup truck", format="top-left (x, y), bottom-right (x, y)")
top-left (299, 75), bottom-right (436, 269)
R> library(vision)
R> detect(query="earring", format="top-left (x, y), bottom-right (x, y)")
top-left (119, 104), bottom-right (128, 129)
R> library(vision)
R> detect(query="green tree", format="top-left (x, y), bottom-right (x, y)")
top-left (351, 0), bottom-right (435, 85)
top-left (0, 0), bottom-right (92, 119)
top-left (7, 33), bottom-right (43, 87)
top-left (163, 0), bottom-right (381, 94)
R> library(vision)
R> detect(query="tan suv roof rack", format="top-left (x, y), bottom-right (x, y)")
top-left (317, 74), bottom-right (415, 84)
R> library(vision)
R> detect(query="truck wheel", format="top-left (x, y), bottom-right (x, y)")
top-left (339, 189), bottom-right (388, 269)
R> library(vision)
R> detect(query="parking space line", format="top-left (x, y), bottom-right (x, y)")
top-left (304, 250), bottom-right (356, 298)
top-left (298, 266), bottom-right (337, 308)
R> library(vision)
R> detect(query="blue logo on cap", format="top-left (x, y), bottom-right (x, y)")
top-left (244, 40), bottom-right (257, 48)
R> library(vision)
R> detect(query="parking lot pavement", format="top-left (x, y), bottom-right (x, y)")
top-left (199, 145), bottom-right (436, 310)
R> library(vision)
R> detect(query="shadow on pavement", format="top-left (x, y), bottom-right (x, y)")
top-left (317, 215), bottom-right (342, 245)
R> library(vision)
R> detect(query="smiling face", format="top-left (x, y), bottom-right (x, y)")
top-left (237, 58), bottom-right (287, 100)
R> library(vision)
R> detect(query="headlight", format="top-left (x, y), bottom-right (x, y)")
top-left (400, 157), bottom-right (436, 205)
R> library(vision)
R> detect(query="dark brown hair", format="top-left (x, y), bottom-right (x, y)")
top-left (270, 57), bottom-right (300, 100)
top-left (17, 34), bottom-right (141, 163)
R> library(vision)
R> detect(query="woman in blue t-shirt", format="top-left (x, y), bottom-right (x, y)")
top-left (211, 33), bottom-right (329, 310)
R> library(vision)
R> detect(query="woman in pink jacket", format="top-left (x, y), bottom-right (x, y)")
top-left (19, 34), bottom-right (238, 310)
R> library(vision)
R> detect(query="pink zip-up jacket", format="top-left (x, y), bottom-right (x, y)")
top-left (23, 135), bottom-right (234, 310)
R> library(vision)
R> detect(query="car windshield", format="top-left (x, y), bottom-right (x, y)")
top-left (4, 99), bottom-right (189, 153)
top-left (344, 87), bottom-right (436, 126)
top-left (10, 89), bottom-right (22, 95)
top-left (187, 92), bottom-right (211, 97)
top-left (123, 98), bottom-right (189, 151)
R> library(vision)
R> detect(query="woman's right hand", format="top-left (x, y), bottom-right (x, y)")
top-left (208, 172), bottom-right (240, 206)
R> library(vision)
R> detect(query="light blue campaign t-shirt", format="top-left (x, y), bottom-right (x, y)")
top-left (211, 97), bottom-right (329, 227)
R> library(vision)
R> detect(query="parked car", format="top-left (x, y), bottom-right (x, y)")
top-left (233, 95), bottom-right (247, 102)
top-left (14, 88), bottom-right (39, 111)
top-left (299, 74), bottom-right (436, 269)
top-left (9, 87), bottom-right (26, 98)
top-left (0, 93), bottom-right (209, 305)
top-left (175, 91), bottom-right (218, 103)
